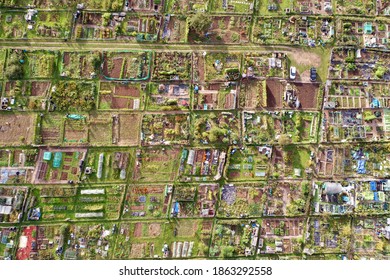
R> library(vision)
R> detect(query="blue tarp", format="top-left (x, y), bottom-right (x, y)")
top-left (370, 181), bottom-right (377, 191)
top-left (357, 160), bottom-right (366, 174)
top-left (67, 114), bottom-right (85, 120)
top-left (371, 98), bottom-right (380, 108)
top-left (1, 235), bottom-right (7, 244)
top-left (173, 202), bottom-right (179, 215)
top-left (374, 192), bottom-right (379, 201)
top-left (353, 149), bottom-right (364, 159)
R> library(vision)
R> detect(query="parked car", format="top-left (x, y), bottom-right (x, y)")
top-left (310, 67), bottom-right (317, 82)
top-left (290, 66), bottom-right (296, 80)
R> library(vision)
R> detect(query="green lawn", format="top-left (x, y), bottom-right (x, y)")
top-left (258, 0), bottom-right (295, 16)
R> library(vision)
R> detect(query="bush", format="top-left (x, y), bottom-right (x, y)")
top-left (102, 13), bottom-right (111, 26)
top-left (5, 64), bottom-right (23, 80)
top-left (188, 13), bottom-right (211, 34)
top-left (221, 246), bottom-right (235, 258)
top-left (375, 66), bottom-right (388, 78)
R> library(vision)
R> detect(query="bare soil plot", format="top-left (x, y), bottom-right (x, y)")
top-left (133, 223), bottom-right (142, 237)
top-left (4, 81), bottom-right (14, 93)
top-left (148, 223), bottom-right (162, 237)
top-left (99, 82), bottom-right (142, 110)
top-left (0, 113), bottom-right (35, 146)
top-left (31, 81), bottom-right (51, 97)
top-left (112, 97), bottom-right (132, 109)
top-left (130, 243), bottom-right (146, 258)
top-left (293, 82), bottom-right (319, 109)
top-left (117, 114), bottom-right (141, 146)
top-left (115, 84), bottom-right (141, 97)
top-left (266, 79), bottom-right (284, 108)
top-left (103, 57), bottom-right (122, 79)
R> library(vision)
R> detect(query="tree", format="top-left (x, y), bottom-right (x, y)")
top-left (215, 225), bottom-right (224, 236)
top-left (375, 66), bottom-right (388, 79)
top-left (208, 127), bottom-right (225, 142)
top-left (301, 182), bottom-right (309, 196)
top-left (209, 246), bottom-right (220, 257)
top-left (5, 64), bottom-right (23, 80)
top-left (60, 224), bottom-right (70, 236)
top-left (248, 188), bottom-right (258, 200)
top-left (197, 243), bottom-right (209, 256)
top-left (221, 246), bottom-right (235, 258)
top-left (346, 63), bottom-right (357, 71)
top-left (188, 13), bottom-right (211, 34)
top-left (102, 13), bottom-right (111, 26)
top-left (88, 52), bottom-right (101, 69)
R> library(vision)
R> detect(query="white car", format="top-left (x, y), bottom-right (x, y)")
top-left (290, 66), bottom-right (296, 80)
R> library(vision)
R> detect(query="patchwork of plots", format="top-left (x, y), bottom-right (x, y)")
top-left (0, 45), bottom-right (389, 260)
top-left (0, 0), bottom-right (390, 261)
top-left (0, 43), bottom-right (389, 260)
top-left (2, 1), bottom-right (390, 49)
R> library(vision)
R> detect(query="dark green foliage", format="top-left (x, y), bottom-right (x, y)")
top-left (188, 14), bottom-right (211, 34)
top-left (51, 81), bottom-right (95, 111)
